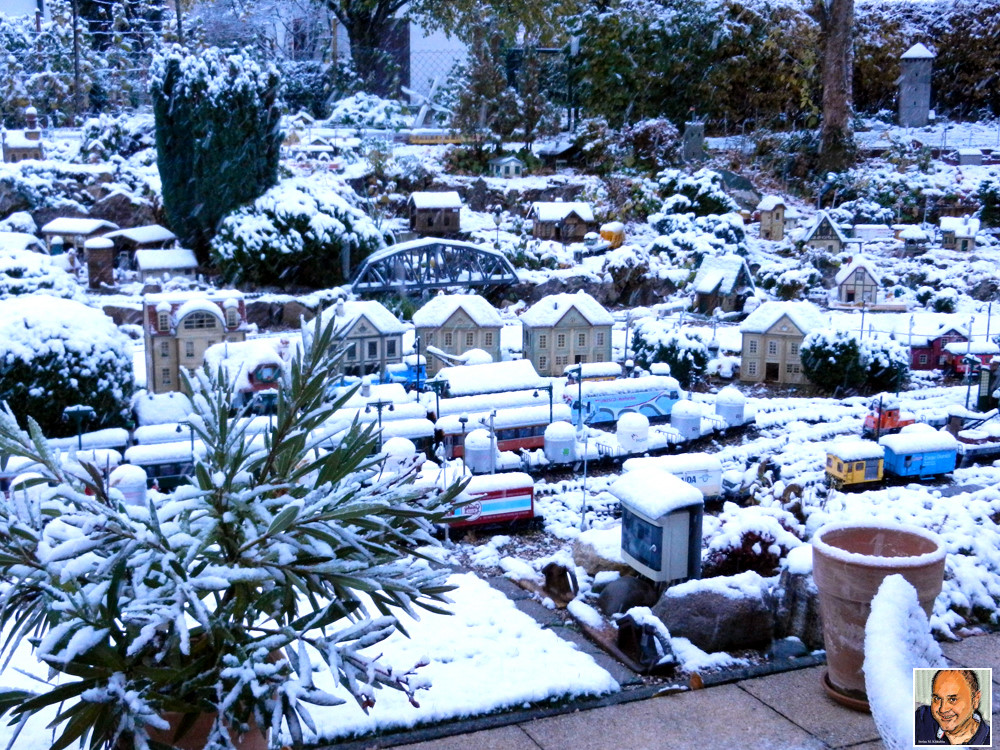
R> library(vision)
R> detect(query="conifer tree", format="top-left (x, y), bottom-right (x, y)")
top-left (150, 46), bottom-right (282, 262)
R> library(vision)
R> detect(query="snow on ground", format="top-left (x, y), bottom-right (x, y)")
top-left (0, 572), bottom-right (619, 748)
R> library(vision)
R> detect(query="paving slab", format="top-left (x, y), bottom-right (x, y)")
top-left (940, 632), bottom-right (1000, 685)
top-left (738, 665), bottom-right (882, 748)
top-left (519, 683), bottom-right (825, 750)
top-left (394, 723), bottom-right (541, 750)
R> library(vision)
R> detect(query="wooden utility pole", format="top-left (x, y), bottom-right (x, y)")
top-left (72, 0), bottom-right (81, 119)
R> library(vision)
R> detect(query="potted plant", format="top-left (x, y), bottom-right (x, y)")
top-left (811, 521), bottom-right (946, 711)
top-left (0, 314), bottom-right (462, 749)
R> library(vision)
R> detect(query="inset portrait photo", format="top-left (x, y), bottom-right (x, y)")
top-left (914, 668), bottom-right (992, 746)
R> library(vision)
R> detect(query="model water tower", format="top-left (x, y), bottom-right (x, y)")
top-left (898, 43), bottom-right (935, 128)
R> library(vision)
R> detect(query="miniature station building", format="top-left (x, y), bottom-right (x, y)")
top-left (412, 293), bottom-right (503, 377)
top-left (143, 291), bottom-right (250, 394)
top-left (1, 106), bottom-right (44, 162)
top-left (313, 299), bottom-right (405, 380)
top-left (520, 290), bottom-right (614, 377)
top-left (528, 201), bottom-right (595, 243)
top-left (899, 43), bottom-right (935, 128)
top-left (756, 196), bottom-right (786, 241)
top-left (940, 215), bottom-right (980, 251)
top-left (897, 224), bottom-right (930, 255)
top-left (408, 191), bottom-right (463, 236)
top-left (834, 256), bottom-right (880, 306)
top-left (801, 211), bottom-right (847, 254)
top-left (691, 255), bottom-right (756, 314)
top-left (487, 155), bottom-right (525, 178)
top-left (957, 148), bottom-right (984, 167)
top-left (739, 300), bottom-right (825, 385)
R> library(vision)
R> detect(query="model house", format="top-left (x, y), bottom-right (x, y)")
top-left (1, 106), bottom-right (44, 162)
top-left (408, 191), bottom-right (463, 235)
top-left (940, 216), bottom-right (979, 252)
top-left (143, 291), bottom-right (250, 394)
top-left (135, 248), bottom-right (198, 283)
top-left (801, 212), bottom-right (847, 254)
top-left (40, 217), bottom-right (119, 253)
top-left (692, 255), bottom-right (756, 314)
top-left (906, 325), bottom-right (967, 370)
top-left (739, 301), bottom-right (826, 385)
top-left (105, 224), bottom-right (178, 268)
top-left (757, 196), bottom-right (786, 241)
top-left (520, 291), bottom-right (614, 377)
top-left (313, 298), bottom-right (406, 380)
top-left (834, 256), bottom-right (880, 306)
top-left (412, 293), bottom-right (503, 377)
top-left (488, 155), bottom-right (525, 178)
top-left (528, 202), bottom-right (595, 243)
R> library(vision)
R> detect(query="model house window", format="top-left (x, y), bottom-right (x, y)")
top-left (539, 335), bottom-right (547, 349)
top-left (426, 333), bottom-right (434, 346)
top-left (748, 339), bottom-right (758, 355)
top-left (919, 354), bottom-right (928, 364)
top-left (182, 312), bottom-right (218, 330)
top-left (790, 364), bottom-right (801, 374)
top-left (539, 356), bottom-right (548, 371)
top-left (387, 340), bottom-right (397, 357)
top-left (444, 332), bottom-right (453, 347)
top-left (575, 355), bottom-right (588, 364)
top-left (185, 341), bottom-right (194, 358)
top-left (466, 332), bottom-right (475, 347)
top-left (557, 334), bottom-right (566, 348)
top-left (596, 332), bottom-right (604, 347)
top-left (484, 332), bottom-right (494, 347)
top-left (161, 368), bottom-right (171, 386)
top-left (225, 308), bottom-right (239, 328)
top-left (578, 333), bottom-right (587, 347)
top-left (556, 355), bottom-right (568, 367)
top-left (158, 312), bottom-right (169, 330)
top-left (747, 361), bottom-right (757, 376)
top-left (443, 215), bottom-right (450, 227)
top-left (767, 341), bottom-right (778, 356)
top-left (790, 343), bottom-right (799, 356)
top-left (160, 341), bottom-right (169, 357)
top-left (367, 341), bottom-right (378, 358)
top-left (346, 343), bottom-right (357, 360)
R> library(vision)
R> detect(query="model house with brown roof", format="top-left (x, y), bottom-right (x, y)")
top-left (408, 191), bottom-right (463, 235)
top-left (739, 301), bottom-right (826, 385)
top-left (528, 202), bottom-right (595, 242)
top-left (801, 212), bottom-right (848, 253)
top-left (143, 291), bottom-right (249, 394)
top-left (940, 216), bottom-right (980, 251)
top-left (757, 196), bottom-right (786, 241)
top-left (834, 256), bottom-right (880, 306)
top-left (692, 255), bottom-right (756, 314)
top-left (520, 291), bottom-right (614, 376)
top-left (412, 293), bottom-right (503, 377)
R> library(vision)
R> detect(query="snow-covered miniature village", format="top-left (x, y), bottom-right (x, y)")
top-left (0, 0), bottom-right (999, 748)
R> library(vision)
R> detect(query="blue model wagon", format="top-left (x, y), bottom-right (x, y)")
top-left (879, 430), bottom-right (958, 479)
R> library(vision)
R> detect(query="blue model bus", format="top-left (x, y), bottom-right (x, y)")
top-left (564, 375), bottom-right (684, 425)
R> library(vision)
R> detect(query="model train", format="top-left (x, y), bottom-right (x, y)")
top-left (825, 429), bottom-right (960, 489)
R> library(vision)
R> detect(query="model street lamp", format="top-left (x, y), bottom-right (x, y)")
top-left (458, 412), bottom-right (469, 474)
top-left (492, 205), bottom-right (502, 245)
top-left (568, 364), bottom-right (585, 426)
top-left (63, 404), bottom-right (96, 450)
top-left (533, 382), bottom-right (555, 423)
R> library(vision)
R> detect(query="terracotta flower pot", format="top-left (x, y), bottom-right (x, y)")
top-left (811, 522), bottom-right (946, 712)
top-left (146, 712), bottom-right (269, 750)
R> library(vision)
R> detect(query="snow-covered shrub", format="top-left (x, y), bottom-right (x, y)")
top-left (328, 92), bottom-right (408, 129)
top-left (701, 502), bottom-right (803, 578)
top-left (977, 173), bottom-right (1000, 228)
top-left (835, 198), bottom-right (895, 225)
top-left (0, 249), bottom-right (85, 302)
top-left (631, 322), bottom-right (709, 387)
top-left (757, 265), bottom-right (823, 300)
top-left (801, 328), bottom-right (909, 393)
top-left (211, 179), bottom-right (385, 289)
top-left (0, 296), bottom-right (133, 436)
top-left (0, 211), bottom-right (35, 234)
top-left (654, 169), bottom-right (738, 217)
top-left (280, 59), bottom-right (361, 119)
top-left (77, 113), bottom-right (155, 162)
top-left (931, 288), bottom-right (958, 313)
top-left (572, 117), bottom-right (625, 176)
top-left (621, 118), bottom-right (680, 172)
top-left (649, 212), bottom-right (748, 264)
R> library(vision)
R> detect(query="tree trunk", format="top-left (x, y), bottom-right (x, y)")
top-left (818, 0), bottom-right (856, 172)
